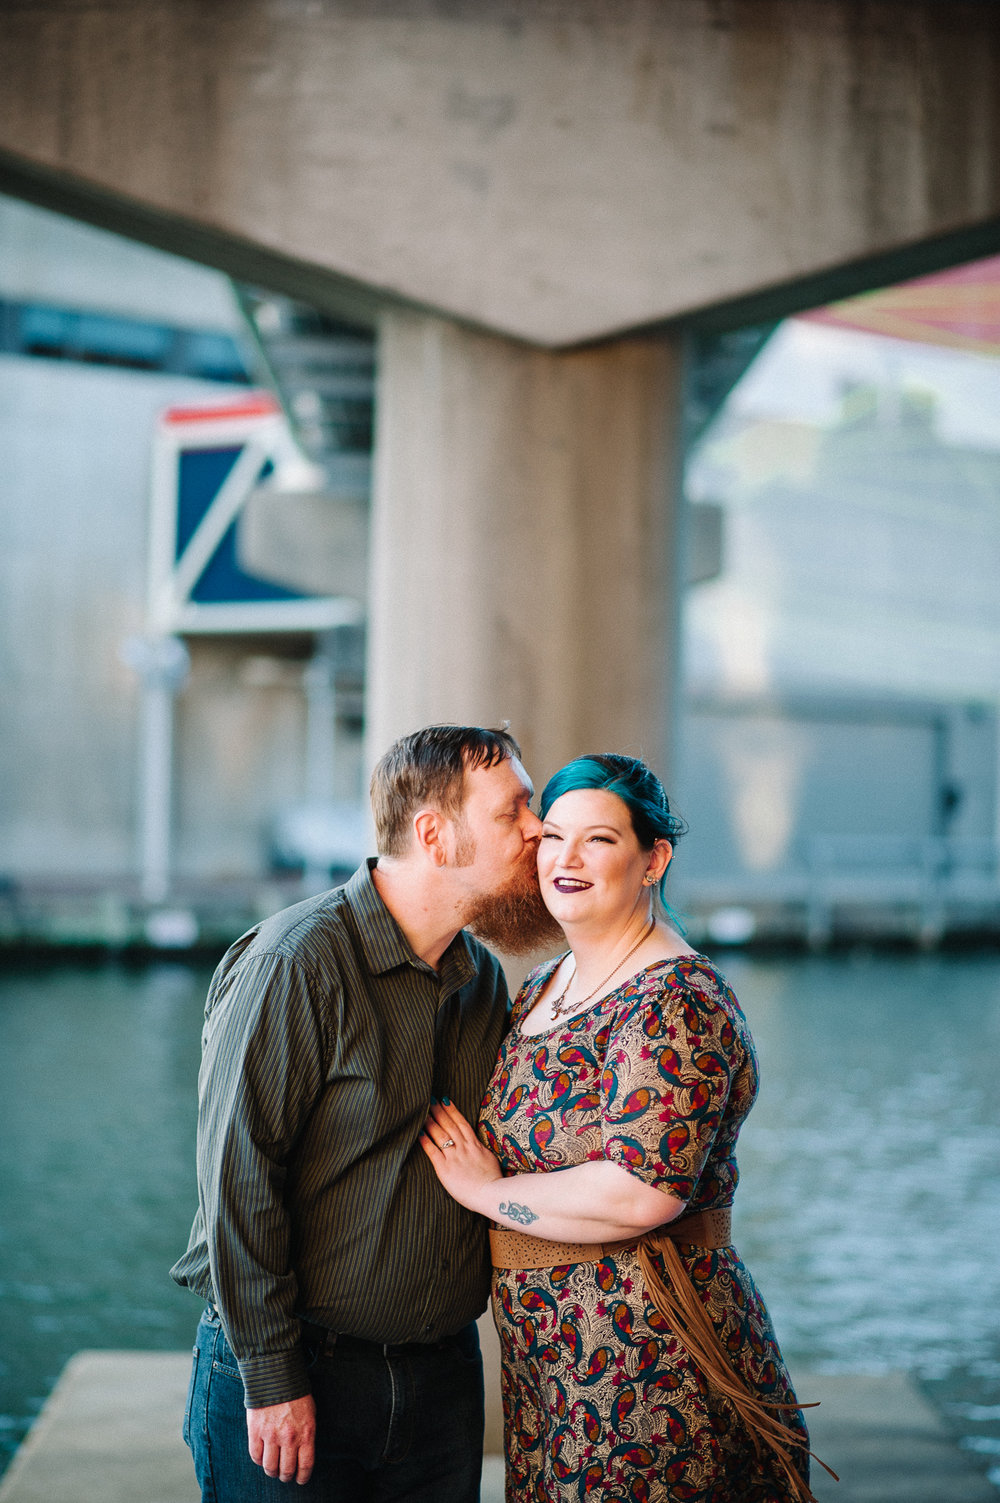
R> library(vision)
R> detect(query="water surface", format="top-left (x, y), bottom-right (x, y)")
top-left (0, 962), bottom-right (210, 1469)
top-left (725, 952), bottom-right (1000, 1485)
top-left (1, 953), bottom-right (998, 1482)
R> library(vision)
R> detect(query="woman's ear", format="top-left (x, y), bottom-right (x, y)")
top-left (646, 838), bottom-right (672, 885)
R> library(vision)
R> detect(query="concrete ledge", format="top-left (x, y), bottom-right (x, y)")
top-left (0, 1352), bottom-right (199, 1503)
top-left (802, 1372), bottom-right (996, 1502)
top-left (0, 1354), bottom-right (995, 1503)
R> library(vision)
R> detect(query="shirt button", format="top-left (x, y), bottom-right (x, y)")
top-left (424, 1323), bottom-right (432, 1334)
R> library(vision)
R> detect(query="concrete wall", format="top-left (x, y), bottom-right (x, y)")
top-left (1, 2), bottom-right (998, 346)
top-left (675, 696), bottom-right (997, 882)
top-left (0, 357), bottom-right (253, 881)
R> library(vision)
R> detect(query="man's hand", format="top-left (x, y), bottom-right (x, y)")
top-left (247, 1394), bottom-right (316, 1485)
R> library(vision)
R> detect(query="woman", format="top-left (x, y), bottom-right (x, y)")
top-left (422, 753), bottom-right (821, 1503)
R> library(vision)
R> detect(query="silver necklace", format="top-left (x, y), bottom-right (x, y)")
top-left (550, 917), bottom-right (656, 1021)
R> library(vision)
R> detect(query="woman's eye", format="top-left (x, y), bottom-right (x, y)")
top-left (541, 831), bottom-right (560, 840)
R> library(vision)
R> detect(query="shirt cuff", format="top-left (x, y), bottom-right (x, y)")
top-left (238, 1345), bottom-right (311, 1409)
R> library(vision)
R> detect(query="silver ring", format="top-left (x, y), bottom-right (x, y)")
top-left (441, 1137), bottom-right (456, 1149)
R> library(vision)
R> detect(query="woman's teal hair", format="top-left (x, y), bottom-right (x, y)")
top-left (539, 753), bottom-right (687, 906)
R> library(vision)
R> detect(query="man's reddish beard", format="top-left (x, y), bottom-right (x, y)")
top-left (463, 846), bottom-right (564, 956)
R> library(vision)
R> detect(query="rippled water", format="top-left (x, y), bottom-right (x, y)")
top-left (723, 952), bottom-right (1000, 1486)
top-left (0, 962), bottom-right (210, 1471)
top-left (1, 953), bottom-right (999, 1482)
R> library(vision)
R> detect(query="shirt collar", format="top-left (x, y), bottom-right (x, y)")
top-left (345, 859), bottom-right (478, 993)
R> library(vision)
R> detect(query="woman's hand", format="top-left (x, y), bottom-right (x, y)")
top-left (420, 1099), bottom-right (504, 1215)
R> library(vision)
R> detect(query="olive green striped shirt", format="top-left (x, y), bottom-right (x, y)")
top-left (170, 860), bottom-right (510, 1407)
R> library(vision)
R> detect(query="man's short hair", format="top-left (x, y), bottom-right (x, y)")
top-left (371, 724), bottom-right (522, 857)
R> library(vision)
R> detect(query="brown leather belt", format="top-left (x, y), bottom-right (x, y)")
top-left (489, 1205), bottom-right (732, 1269)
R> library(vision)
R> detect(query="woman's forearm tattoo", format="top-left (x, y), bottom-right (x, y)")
top-left (499, 1200), bottom-right (538, 1226)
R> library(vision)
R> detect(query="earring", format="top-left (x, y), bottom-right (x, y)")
top-left (644, 874), bottom-right (655, 885)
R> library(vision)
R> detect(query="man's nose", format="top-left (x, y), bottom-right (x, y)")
top-left (522, 809), bottom-right (544, 842)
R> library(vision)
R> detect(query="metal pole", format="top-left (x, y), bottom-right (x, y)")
top-left (122, 635), bottom-right (190, 905)
top-left (304, 635), bottom-right (337, 804)
top-left (302, 630), bottom-right (340, 892)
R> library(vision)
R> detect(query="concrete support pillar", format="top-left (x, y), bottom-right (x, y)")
top-left (366, 312), bottom-right (685, 794)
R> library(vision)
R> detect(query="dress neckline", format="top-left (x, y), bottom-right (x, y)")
top-left (516, 951), bottom-right (707, 1038)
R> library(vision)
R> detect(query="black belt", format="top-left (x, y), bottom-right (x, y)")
top-left (300, 1317), bottom-right (459, 1356)
top-left (207, 1305), bottom-right (460, 1355)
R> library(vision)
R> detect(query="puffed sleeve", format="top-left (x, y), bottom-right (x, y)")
top-left (600, 965), bottom-right (737, 1200)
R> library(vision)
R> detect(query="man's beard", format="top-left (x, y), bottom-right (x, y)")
top-left (464, 850), bottom-right (564, 957)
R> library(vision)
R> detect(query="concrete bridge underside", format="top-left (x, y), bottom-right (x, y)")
top-left (2, 0), bottom-right (999, 784)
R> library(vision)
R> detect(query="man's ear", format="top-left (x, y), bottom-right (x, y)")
top-left (412, 807), bottom-right (449, 866)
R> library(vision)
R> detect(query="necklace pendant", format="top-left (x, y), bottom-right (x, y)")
top-left (546, 917), bottom-right (655, 1025)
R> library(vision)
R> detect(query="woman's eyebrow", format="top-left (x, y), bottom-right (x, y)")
top-left (542, 820), bottom-right (624, 834)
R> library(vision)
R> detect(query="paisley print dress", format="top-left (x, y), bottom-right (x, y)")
top-left (479, 954), bottom-right (808, 1503)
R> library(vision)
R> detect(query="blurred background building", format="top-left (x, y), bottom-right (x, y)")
top-left (1, 0), bottom-right (999, 949)
top-left (678, 264), bottom-right (1000, 945)
top-left (2, 197), bottom-right (999, 948)
top-left (0, 195), bottom-right (376, 944)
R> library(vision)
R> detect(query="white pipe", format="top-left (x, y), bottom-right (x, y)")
top-left (304, 651), bottom-right (336, 804)
top-left (121, 635), bottom-right (190, 905)
top-left (139, 677), bottom-right (173, 905)
top-left (302, 634), bottom-right (340, 892)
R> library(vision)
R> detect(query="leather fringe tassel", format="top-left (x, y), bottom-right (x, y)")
top-left (637, 1235), bottom-right (839, 1502)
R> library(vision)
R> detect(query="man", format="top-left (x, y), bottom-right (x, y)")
top-left (171, 724), bottom-right (559, 1502)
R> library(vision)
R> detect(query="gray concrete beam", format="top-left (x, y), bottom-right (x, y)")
top-left (0, 3), bottom-right (998, 346)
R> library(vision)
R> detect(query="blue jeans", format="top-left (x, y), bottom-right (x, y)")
top-left (184, 1307), bottom-right (485, 1502)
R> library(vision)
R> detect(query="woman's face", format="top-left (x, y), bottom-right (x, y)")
top-left (537, 787), bottom-right (669, 930)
